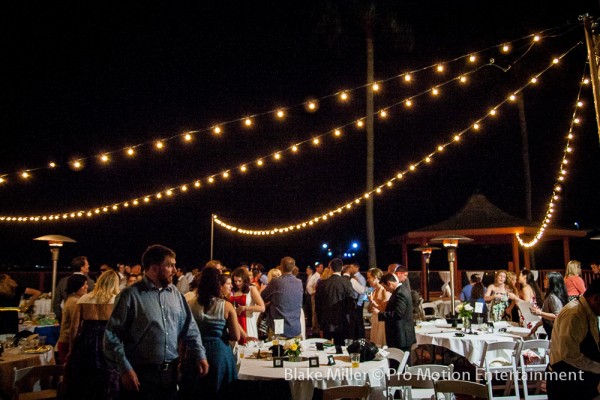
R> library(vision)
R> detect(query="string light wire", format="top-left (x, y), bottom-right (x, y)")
top-left (0, 23), bottom-right (577, 185)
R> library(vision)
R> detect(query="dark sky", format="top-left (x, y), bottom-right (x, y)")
top-left (1, 1), bottom-right (599, 271)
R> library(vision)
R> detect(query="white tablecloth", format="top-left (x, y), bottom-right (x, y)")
top-left (33, 299), bottom-right (52, 316)
top-left (415, 321), bottom-right (524, 366)
top-left (238, 347), bottom-right (387, 400)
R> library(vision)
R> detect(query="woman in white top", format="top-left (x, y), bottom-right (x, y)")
top-left (367, 267), bottom-right (390, 346)
top-left (230, 267), bottom-right (265, 344)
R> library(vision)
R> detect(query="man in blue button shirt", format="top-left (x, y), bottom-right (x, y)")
top-left (104, 244), bottom-right (208, 400)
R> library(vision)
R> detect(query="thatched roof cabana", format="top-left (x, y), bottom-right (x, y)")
top-left (389, 193), bottom-right (587, 298)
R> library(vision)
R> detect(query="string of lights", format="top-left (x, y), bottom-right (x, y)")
top-left (0, 40), bottom-right (584, 226)
top-left (515, 66), bottom-right (589, 247)
top-left (211, 46), bottom-right (587, 238)
top-left (0, 24), bottom-right (576, 187)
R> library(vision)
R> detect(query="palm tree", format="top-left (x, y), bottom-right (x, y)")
top-left (313, 1), bottom-right (414, 268)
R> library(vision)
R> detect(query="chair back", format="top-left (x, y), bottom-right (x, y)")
top-left (387, 372), bottom-right (434, 400)
top-left (386, 347), bottom-right (410, 374)
top-left (322, 383), bottom-right (370, 400)
top-left (479, 340), bottom-right (521, 400)
top-left (12, 365), bottom-right (65, 400)
top-left (519, 339), bottom-right (550, 400)
top-left (421, 302), bottom-right (438, 320)
top-left (480, 340), bottom-right (521, 370)
top-left (434, 379), bottom-right (490, 399)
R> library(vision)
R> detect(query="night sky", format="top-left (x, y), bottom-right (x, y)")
top-left (1, 1), bottom-right (599, 272)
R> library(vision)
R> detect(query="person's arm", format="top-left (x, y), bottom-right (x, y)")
top-left (483, 286), bottom-right (496, 302)
top-left (68, 302), bottom-right (82, 350)
top-left (378, 291), bottom-right (408, 321)
top-left (224, 301), bottom-right (241, 341)
top-left (261, 281), bottom-right (274, 303)
top-left (575, 276), bottom-right (586, 295)
top-left (350, 278), bottom-right (365, 294)
top-left (103, 291), bottom-right (134, 375)
top-left (23, 287), bottom-right (42, 310)
top-left (529, 319), bottom-right (543, 336)
top-left (242, 286), bottom-right (265, 314)
top-left (179, 294), bottom-right (209, 377)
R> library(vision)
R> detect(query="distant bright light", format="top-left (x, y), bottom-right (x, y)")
top-left (327, 251), bottom-right (333, 257)
top-left (351, 242), bottom-right (359, 249)
top-left (322, 243), bottom-right (328, 249)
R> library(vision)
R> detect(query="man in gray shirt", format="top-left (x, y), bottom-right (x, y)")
top-left (261, 256), bottom-right (303, 338)
top-left (104, 244), bottom-right (208, 400)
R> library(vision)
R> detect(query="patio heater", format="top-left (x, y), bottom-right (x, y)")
top-left (413, 245), bottom-right (439, 301)
top-left (34, 235), bottom-right (77, 306)
top-left (430, 235), bottom-right (473, 319)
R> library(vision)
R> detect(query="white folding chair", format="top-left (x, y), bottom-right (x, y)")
top-left (421, 302), bottom-right (439, 320)
top-left (387, 347), bottom-right (410, 373)
top-left (385, 347), bottom-right (410, 399)
top-left (405, 364), bottom-right (454, 400)
top-left (386, 372), bottom-right (434, 400)
top-left (478, 340), bottom-right (521, 400)
top-left (518, 339), bottom-right (550, 400)
top-left (434, 379), bottom-right (491, 399)
top-left (12, 365), bottom-right (65, 400)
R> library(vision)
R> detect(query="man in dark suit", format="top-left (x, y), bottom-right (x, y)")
top-left (315, 258), bottom-right (357, 345)
top-left (376, 269), bottom-right (416, 355)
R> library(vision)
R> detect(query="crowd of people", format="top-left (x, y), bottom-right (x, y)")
top-left (3, 250), bottom-right (600, 399)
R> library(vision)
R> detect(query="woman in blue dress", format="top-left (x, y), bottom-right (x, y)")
top-left (181, 267), bottom-right (240, 398)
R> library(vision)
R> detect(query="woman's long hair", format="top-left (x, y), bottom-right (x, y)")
top-left (565, 260), bottom-right (581, 277)
top-left (197, 267), bottom-right (221, 308)
top-left (471, 282), bottom-right (485, 300)
top-left (0, 274), bottom-right (17, 298)
top-left (521, 269), bottom-right (543, 304)
top-left (231, 267), bottom-right (251, 294)
top-left (546, 272), bottom-right (568, 306)
top-left (89, 270), bottom-right (120, 303)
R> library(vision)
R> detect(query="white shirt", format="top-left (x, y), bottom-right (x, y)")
top-left (306, 272), bottom-right (321, 295)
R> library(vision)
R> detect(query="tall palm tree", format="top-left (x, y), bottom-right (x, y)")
top-left (313, 1), bottom-right (414, 268)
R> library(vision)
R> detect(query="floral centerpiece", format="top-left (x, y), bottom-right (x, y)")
top-left (283, 338), bottom-right (302, 362)
top-left (456, 303), bottom-right (474, 330)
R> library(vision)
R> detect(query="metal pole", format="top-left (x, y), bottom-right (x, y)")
top-left (210, 214), bottom-right (214, 260)
top-left (583, 15), bottom-right (600, 143)
top-left (448, 247), bottom-right (456, 315)
top-left (50, 247), bottom-right (60, 307)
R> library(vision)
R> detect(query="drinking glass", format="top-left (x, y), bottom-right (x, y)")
top-left (350, 353), bottom-right (360, 368)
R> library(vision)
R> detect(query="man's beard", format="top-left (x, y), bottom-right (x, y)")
top-left (159, 274), bottom-right (173, 286)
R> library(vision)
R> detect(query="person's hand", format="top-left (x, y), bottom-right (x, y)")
top-left (197, 359), bottom-right (209, 377)
top-left (529, 306), bottom-right (539, 316)
top-left (246, 337), bottom-right (259, 342)
top-left (371, 305), bottom-right (380, 314)
top-left (121, 369), bottom-right (140, 392)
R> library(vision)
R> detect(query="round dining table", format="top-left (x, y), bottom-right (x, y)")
top-left (237, 344), bottom-right (388, 400)
top-left (415, 320), bottom-right (529, 366)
